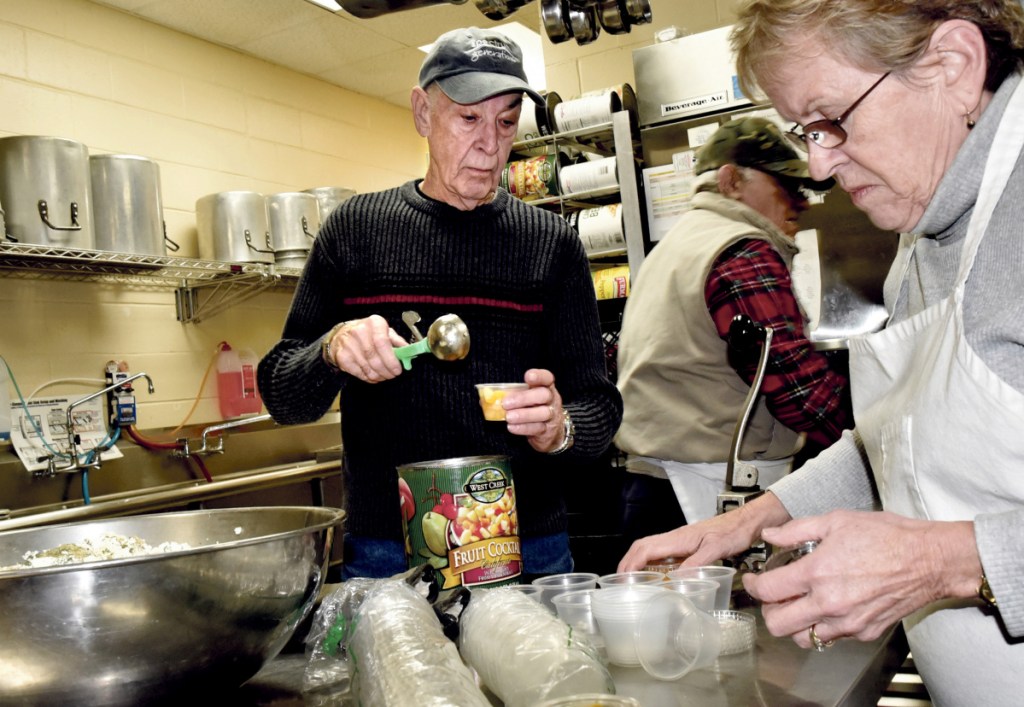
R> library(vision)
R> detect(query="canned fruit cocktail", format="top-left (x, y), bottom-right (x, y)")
top-left (398, 456), bottom-right (520, 589)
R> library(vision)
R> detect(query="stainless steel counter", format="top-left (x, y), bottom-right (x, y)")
top-left (237, 606), bottom-right (907, 706)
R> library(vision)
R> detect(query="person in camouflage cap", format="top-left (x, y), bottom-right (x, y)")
top-left (695, 116), bottom-right (834, 192)
top-left (614, 114), bottom-right (851, 542)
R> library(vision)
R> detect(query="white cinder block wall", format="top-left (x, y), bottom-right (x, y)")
top-left (0, 0), bottom-right (738, 431)
top-left (0, 0), bottom-right (427, 429)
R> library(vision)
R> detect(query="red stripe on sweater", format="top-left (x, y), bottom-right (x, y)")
top-left (343, 294), bottom-right (544, 312)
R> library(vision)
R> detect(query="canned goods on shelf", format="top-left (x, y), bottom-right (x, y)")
top-left (592, 265), bottom-right (630, 300)
top-left (502, 153), bottom-right (569, 201)
top-left (559, 156), bottom-right (618, 195)
top-left (569, 203), bottom-right (625, 254)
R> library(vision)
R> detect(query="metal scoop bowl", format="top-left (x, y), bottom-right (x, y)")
top-left (393, 314), bottom-right (470, 370)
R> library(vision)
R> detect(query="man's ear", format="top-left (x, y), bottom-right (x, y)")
top-left (411, 85), bottom-right (432, 138)
top-left (928, 19), bottom-right (988, 116)
top-left (717, 164), bottom-right (743, 198)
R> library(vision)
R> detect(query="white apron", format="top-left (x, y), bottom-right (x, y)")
top-left (847, 80), bottom-right (1024, 705)
top-left (630, 456), bottom-right (791, 524)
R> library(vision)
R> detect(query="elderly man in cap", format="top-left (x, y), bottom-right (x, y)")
top-left (258, 27), bottom-right (622, 580)
top-left (614, 116), bottom-right (851, 542)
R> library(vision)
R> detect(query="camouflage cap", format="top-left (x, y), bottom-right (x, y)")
top-left (695, 116), bottom-right (834, 191)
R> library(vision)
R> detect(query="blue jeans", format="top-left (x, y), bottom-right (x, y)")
top-left (340, 532), bottom-right (573, 581)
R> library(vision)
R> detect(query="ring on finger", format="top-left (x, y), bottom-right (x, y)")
top-left (809, 624), bottom-right (834, 652)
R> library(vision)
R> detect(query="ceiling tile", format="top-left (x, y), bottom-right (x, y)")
top-left (319, 46), bottom-right (424, 104)
top-left (238, 15), bottom-right (404, 73)
top-left (105, 0), bottom-right (324, 46)
top-left (85, 0), bottom-right (671, 106)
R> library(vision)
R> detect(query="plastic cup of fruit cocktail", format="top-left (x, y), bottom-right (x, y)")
top-left (475, 383), bottom-right (528, 421)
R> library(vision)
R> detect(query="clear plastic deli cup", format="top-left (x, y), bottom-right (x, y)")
top-left (475, 383), bottom-right (528, 421)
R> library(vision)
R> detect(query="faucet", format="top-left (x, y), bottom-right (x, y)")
top-left (47, 372), bottom-right (155, 475)
top-left (175, 412), bottom-right (273, 457)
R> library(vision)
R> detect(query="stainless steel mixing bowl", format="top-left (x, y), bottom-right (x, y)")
top-left (0, 505), bottom-right (344, 706)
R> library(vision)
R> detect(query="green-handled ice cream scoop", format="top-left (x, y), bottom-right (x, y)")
top-left (394, 313), bottom-right (470, 370)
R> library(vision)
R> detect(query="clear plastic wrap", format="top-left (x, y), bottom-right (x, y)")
top-left (303, 569), bottom-right (488, 707)
top-left (459, 586), bottom-right (615, 707)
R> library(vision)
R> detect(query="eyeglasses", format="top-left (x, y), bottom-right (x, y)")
top-left (785, 72), bottom-right (891, 150)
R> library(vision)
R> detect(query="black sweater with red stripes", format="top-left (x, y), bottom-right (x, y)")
top-left (257, 180), bottom-right (622, 543)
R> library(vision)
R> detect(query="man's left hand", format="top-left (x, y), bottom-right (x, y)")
top-left (502, 368), bottom-right (569, 454)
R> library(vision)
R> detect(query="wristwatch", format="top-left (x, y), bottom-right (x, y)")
top-left (548, 409), bottom-right (575, 455)
top-left (321, 322), bottom-right (348, 370)
top-left (978, 575), bottom-right (997, 607)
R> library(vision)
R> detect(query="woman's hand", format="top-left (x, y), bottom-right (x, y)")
top-left (618, 492), bottom-right (791, 571)
top-left (745, 510), bottom-right (981, 649)
top-left (502, 368), bottom-right (570, 454)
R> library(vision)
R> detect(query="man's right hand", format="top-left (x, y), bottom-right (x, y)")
top-left (325, 315), bottom-right (407, 383)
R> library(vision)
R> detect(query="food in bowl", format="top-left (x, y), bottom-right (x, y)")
top-left (0, 533), bottom-right (191, 571)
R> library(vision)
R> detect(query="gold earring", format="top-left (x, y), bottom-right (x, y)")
top-left (965, 98), bottom-right (982, 130)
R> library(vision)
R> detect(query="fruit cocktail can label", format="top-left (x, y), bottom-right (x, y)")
top-left (398, 455), bottom-right (521, 589)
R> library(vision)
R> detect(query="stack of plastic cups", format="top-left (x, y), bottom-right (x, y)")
top-left (597, 571), bottom-right (666, 587)
top-left (667, 566), bottom-right (737, 611)
top-left (590, 585), bottom-right (667, 667)
top-left (532, 572), bottom-right (599, 612)
top-left (506, 584), bottom-right (544, 602)
top-left (635, 592), bottom-right (722, 680)
top-left (551, 588), bottom-right (604, 656)
top-left (662, 578), bottom-right (719, 613)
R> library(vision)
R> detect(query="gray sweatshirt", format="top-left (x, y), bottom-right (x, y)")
top-left (769, 73), bottom-right (1024, 636)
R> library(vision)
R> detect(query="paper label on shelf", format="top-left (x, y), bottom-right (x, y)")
top-left (672, 149), bottom-right (697, 173)
top-left (643, 164), bottom-right (695, 243)
top-left (687, 122), bottom-right (719, 149)
top-left (9, 396), bottom-right (122, 473)
top-left (661, 90), bottom-right (730, 119)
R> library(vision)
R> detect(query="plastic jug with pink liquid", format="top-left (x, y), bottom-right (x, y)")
top-left (216, 342), bottom-right (263, 419)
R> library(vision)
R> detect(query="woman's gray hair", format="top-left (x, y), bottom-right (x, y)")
top-left (731, 0), bottom-right (1024, 99)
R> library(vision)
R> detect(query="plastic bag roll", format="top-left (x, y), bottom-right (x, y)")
top-left (348, 581), bottom-right (490, 707)
top-left (459, 587), bottom-right (615, 707)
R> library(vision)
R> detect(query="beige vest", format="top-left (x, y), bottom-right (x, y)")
top-left (615, 191), bottom-right (802, 463)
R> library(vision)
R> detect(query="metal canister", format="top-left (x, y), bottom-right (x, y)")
top-left (0, 135), bottom-right (94, 249)
top-left (302, 186), bottom-right (355, 229)
top-left (195, 191), bottom-right (274, 264)
top-left (397, 455), bottom-right (520, 589)
top-left (267, 192), bottom-right (320, 269)
top-left (90, 154), bottom-right (166, 256)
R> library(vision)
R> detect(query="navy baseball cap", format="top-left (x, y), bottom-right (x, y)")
top-left (418, 27), bottom-right (545, 106)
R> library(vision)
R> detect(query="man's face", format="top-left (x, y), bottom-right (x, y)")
top-left (735, 167), bottom-right (809, 238)
top-left (413, 85), bottom-right (523, 210)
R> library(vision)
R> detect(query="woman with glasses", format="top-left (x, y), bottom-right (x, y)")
top-left (619, 1), bottom-right (1024, 701)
